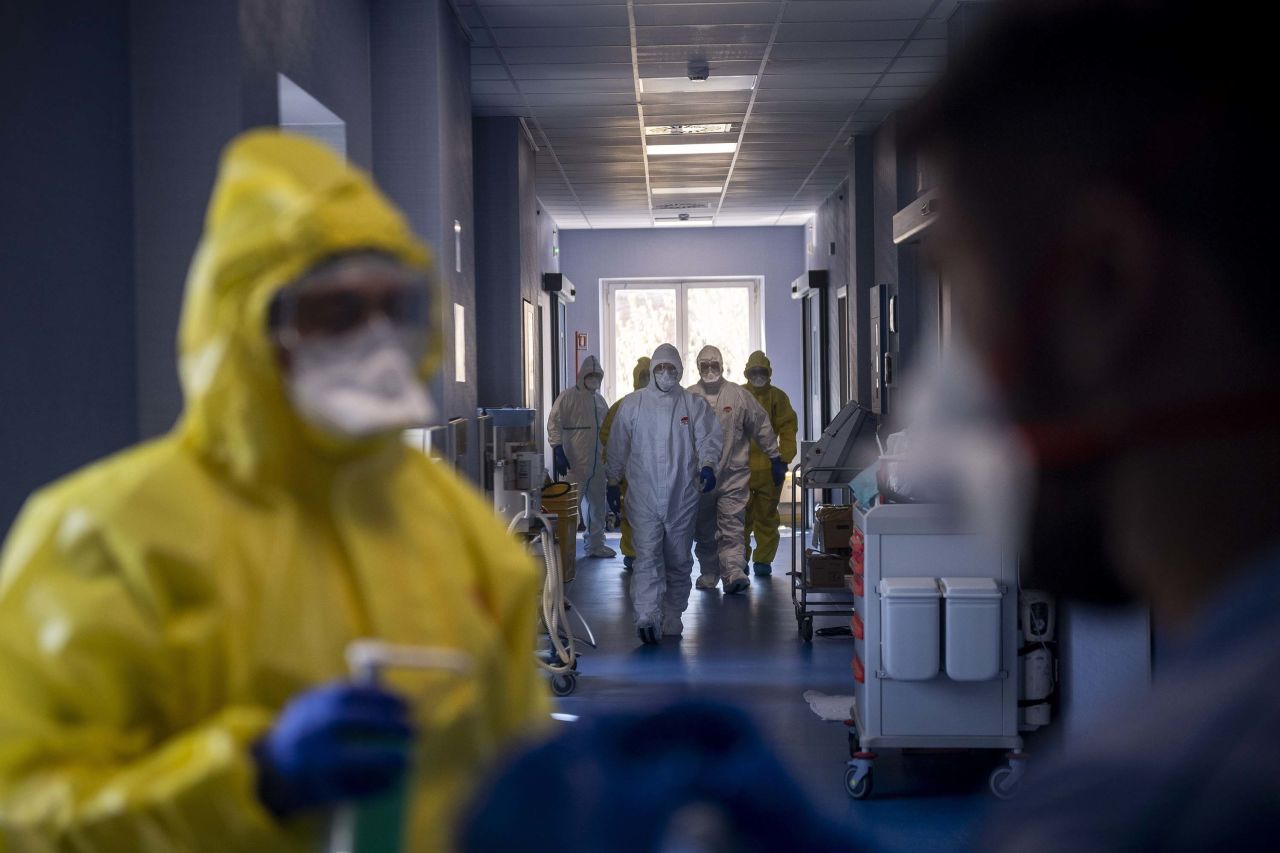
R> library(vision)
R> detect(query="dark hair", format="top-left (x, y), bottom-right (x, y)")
top-left (902, 0), bottom-right (1272, 340)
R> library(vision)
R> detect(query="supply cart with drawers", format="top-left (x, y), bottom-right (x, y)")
top-left (845, 501), bottom-right (1027, 800)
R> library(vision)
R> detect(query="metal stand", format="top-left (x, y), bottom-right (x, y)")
top-left (789, 464), bottom-right (860, 642)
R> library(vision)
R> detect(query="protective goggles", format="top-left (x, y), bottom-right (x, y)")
top-left (745, 368), bottom-right (768, 381)
top-left (697, 360), bottom-right (722, 373)
top-left (269, 256), bottom-right (432, 344)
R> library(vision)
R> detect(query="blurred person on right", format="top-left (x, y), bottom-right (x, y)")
top-left (903, 0), bottom-right (1280, 847)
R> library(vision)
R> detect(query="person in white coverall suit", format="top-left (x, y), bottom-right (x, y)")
top-left (605, 343), bottom-right (723, 644)
top-left (690, 345), bottom-right (785, 595)
top-left (548, 355), bottom-right (615, 558)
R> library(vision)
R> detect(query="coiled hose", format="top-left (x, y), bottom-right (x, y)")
top-left (507, 501), bottom-right (576, 674)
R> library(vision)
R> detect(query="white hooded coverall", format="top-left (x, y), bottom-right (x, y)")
top-left (689, 345), bottom-right (781, 587)
top-left (605, 344), bottom-right (723, 629)
top-left (547, 355), bottom-right (610, 553)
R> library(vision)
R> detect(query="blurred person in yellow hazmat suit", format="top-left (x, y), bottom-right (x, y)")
top-left (600, 356), bottom-right (651, 572)
top-left (0, 131), bottom-right (548, 852)
top-left (741, 351), bottom-right (798, 577)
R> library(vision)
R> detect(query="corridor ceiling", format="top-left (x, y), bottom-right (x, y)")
top-left (458, 0), bottom-right (963, 229)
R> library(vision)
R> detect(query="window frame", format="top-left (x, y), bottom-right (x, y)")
top-left (601, 276), bottom-right (763, 403)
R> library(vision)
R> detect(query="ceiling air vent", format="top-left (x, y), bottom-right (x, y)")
top-left (654, 201), bottom-right (713, 211)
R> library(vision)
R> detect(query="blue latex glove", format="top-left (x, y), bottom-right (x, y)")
top-left (460, 699), bottom-right (853, 853)
top-left (253, 681), bottom-right (414, 817)
top-left (553, 446), bottom-right (571, 477)
top-left (770, 457), bottom-right (787, 487)
top-left (607, 484), bottom-right (622, 514)
top-left (699, 466), bottom-right (716, 494)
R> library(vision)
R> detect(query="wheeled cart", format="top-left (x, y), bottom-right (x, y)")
top-left (844, 502), bottom-right (1027, 800)
top-left (789, 465), bottom-right (859, 642)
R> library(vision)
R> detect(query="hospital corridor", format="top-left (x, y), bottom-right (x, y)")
top-left (3, 1), bottom-right (1277, 851)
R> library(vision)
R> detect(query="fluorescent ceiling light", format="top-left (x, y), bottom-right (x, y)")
top-left (646, 142), bottom-right (737, 156)
top-left (651, 186), bottom-right (723, 195)
top-left (639, 75), bottom-right (756, 94)
top-left (655, 220), bottom-right (714, 227)
top-left (645, 124), bottom-right (733, 136)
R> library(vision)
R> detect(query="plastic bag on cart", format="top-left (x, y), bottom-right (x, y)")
top-left (850, 463), bottom-right (880, 508)
top-left (876, 429), bottom-right (956, 503)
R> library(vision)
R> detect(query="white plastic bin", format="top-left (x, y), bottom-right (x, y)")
top-left (879, 577), bottom-right (941, 681)
top-left (940, 577), bottom-right (1003, 681)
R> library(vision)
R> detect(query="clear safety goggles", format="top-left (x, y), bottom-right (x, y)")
top-left (745, 368), bottom-right (768, 382)
top-left (697, 360), bottom-right (722, 374)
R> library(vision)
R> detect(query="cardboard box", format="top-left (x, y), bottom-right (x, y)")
top-left (813, 504), bottom-right (853, 553)
top-left (807, 551), bottom-right (850, 589)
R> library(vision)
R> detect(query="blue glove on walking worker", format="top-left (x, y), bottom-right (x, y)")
top-left (553, 446), bottom-right (571, 478)
top-left (770, 457), bottom-right (787, 488)
top-left (699, 466), bottom-right (717, 494)
top-left (607, 484), bottom-right (622, 514)
top-left (253, 681), bottom-right (415, 817)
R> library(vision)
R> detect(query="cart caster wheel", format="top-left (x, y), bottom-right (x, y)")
top-left (550, 672), bottom-right (578, 697)
top-left (844, 766), bottom-right (873, 800)
top-left (989, 765), bottom-right (1021, 800)
top-left (800, 617), bottom-right (813, 643)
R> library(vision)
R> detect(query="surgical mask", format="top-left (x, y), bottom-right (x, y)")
top-left (698, 363), bottom-right (723, 384)
top-left (285, 319), bottom-right (434, 439)
top-left (584, 375), bottom-right (601, 391)
top-left (748, 375), bottom-right (768, 389)
top-left (654, 367), bottom-right (678, 392)
top-left (901, 337), bottom-right (1136, 606)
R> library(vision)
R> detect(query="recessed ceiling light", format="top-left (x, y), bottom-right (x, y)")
top-left (646, 142), bottom-right (737, 156)
top-left (645, 124), bottom-right (734, 136)
top-left (651, 186), bottom-right (723, 195)
top-left (639, 75), bottom-right (757, 95)
top-left (654, 219), bottom-right (714, 227)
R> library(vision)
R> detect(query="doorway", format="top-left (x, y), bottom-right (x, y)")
top-left (602, 277), bottom-right (763, 402)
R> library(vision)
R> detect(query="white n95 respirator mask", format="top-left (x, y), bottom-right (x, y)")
top-left (584, 375), bottom-right (601, 391)
top-left (285, 319), bottom-right (435, 440)
top-left (748, 374), bottom-right (768, 388)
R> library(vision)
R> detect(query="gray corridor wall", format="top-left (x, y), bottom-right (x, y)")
top-left (0, 0), bottom-right (139, 532)
top-left (372, 0), bottom-right (478, 464)
top-left (132, 0), bottom-right (377, 439)
top-left (559, 227), bottom-right (807, 438)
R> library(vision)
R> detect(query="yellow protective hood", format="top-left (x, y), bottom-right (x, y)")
top-left (177, 130), bottom-right (437, 486)
top-left (745, 349), bottom-right (772, 380)
top-left (632, 356), bottom-right (651, 391)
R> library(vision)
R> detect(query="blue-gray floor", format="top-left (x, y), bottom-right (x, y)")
top-left (556, 531), bottom-right (1001, 852)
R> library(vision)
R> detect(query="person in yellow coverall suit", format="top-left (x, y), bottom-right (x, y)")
top-left (599, 356), bottom-right (650, 572)
top-left (741, 351), bottom-right (798, 577)
top-left (0, 131), bottom-right (548, 852)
